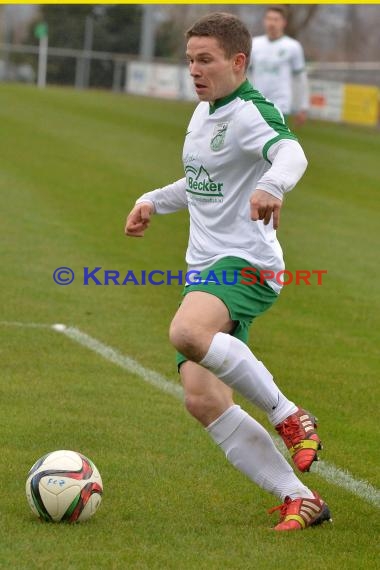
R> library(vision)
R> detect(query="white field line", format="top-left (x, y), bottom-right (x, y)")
top-left (0, 321), bottom-right (52, 329)
top-left (1, 320), bottom-right (379, 509)
top-left (53, 324), bottom-right (184, 399)
top-left (273, 436), bottom-right (380, 509)
top-left (0, 321), bottom-right (182, 399)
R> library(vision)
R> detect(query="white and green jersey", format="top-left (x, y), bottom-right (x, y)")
top-left (136, 80), bottom-right (307, 292)
top-left (250, 35), bottom-right (307, 115)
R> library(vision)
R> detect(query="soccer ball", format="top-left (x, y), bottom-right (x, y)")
top-left (26, 450), bottom-right (103, 523)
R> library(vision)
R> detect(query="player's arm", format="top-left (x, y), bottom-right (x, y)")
top-left (292, 70), bottom-right (309, 126)
top-left (291, 42), bottom-right (309, 126)
top-left (250, 139), bottom-right (308, 229)
top-left (125, 177), bottom-right (188, 238)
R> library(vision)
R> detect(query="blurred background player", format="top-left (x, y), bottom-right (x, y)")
top-left (250, 5), bottom-right (309, 126)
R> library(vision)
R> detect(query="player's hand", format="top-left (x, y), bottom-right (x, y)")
top-left (294, 110), bottom-right (307, 127)
top-left (125, 202), bottom-right (154, 237)
top-left (250, 189), bottom-right (282, 230)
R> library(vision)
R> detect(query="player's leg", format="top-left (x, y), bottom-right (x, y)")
top-left (170, 288), bottom-right (321, 472)
top-left (170, 291), bottom-right (296, 427)
top-left (180, 361), bottom-right (332, 531)
top-left (181, 360), bottom-right (309, 500)
top-left (180, 360), bottom-right (234, 426)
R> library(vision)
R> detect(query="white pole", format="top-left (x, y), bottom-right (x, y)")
top-left (2, 5), bottom-right (12, 80)
top-left (140, 5), bottom-right (155, 61)
top-left (37, 34), bottom-right (48, 88)
top-left (83, 15), bottom-right (94, 88)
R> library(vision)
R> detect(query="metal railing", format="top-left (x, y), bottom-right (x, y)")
top-left (0, 42), bottom-right (137, 91)
top-left (1, 42), bottom-right (380, 90)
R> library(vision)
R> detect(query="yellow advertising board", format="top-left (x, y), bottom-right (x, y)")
top-left (342, 84), bottom-right (379, 127)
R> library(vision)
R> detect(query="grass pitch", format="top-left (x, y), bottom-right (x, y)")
top-left (0, 83), bottom-right (379, 569)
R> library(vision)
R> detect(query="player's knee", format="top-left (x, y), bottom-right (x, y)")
top-left (169, 319), bottom-right (203, 361)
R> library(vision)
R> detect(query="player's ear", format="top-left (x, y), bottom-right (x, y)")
top-left (234, 53), bottom-right (246, 72)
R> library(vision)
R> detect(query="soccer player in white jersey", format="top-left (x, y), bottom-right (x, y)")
top-left (125, 12), bottom-right (331, 531)
top-left (250, 5), bottom-right (309, 126)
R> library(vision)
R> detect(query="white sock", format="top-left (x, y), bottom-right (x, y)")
top-left (200, 332), bottom-right (297, 425)
top-left (207, 405), bottom-right (314, 501)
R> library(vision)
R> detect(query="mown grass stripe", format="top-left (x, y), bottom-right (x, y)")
top-left (52, 324), bottom-right (184, 400)
top-left (1, 320), bottom-right (379, 509)
top-left (53, 323), bottom-right (380, 510)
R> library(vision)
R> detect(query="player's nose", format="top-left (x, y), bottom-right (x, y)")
top-left (189, 62), bottom-right (201, 77)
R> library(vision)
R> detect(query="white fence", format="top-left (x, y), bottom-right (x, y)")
top-left (1, 43), bottom-right (379, 126)
top-left (126, 60), bottom-right (380, 127)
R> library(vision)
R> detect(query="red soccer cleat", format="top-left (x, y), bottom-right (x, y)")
top-left (269, 491), bottom-right (332, 531)
top-left (275, 407), bottom-right (322, 472)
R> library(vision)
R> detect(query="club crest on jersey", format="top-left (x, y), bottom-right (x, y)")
top-left (210, 122), bottom-right (229, 151)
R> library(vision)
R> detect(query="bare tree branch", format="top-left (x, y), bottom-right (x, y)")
top-left (286, 5), bottom-right (319, 38)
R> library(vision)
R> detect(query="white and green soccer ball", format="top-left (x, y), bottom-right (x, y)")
top-left (26, 450), bottom-right (103, 523)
